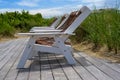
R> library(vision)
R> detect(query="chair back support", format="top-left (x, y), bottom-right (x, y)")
top-left (51, 14), bottom-right (69, 28)
top-left (50, 17), bottom-right (61, 28)
top-left (58, 10), bottom-right (82, 32)
top-left (64, 6), bottom-right (91, 34)
top-left (56, 14), bottom-right (69, 29)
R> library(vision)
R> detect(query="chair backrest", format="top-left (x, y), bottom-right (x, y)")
top-left (64, 6), bottom-right (91, 34)
top-left (50, 14), bottom-right (69, 28)
top-left (57, 10), bottom-right (81, 32)
top-left (57, 6), bottom-right (91, 33)
top-left (50, 17), bottom-right (61, 28)
top-left (56, 14), bottom-right (69, 29)
top-left (31, 14), bottom-right (69, 31)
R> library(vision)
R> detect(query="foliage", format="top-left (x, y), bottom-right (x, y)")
top-left (73, 8), bottom-right (120, 54)
top-left (0, 10), bottom-right (54, 38)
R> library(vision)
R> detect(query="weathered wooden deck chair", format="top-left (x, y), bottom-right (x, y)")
top-left (17, 6), bottom-right (91, 68)
top-left (30, 14), bottom-right (69, 33)
top-left (30, 17), bottom-right (60, 30)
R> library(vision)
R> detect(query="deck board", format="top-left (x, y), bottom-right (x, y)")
top-left (0, 38), bottom-right (120, 80)
top-left (0, 40), bottom-right (16, 61)
top-left (5, 39), bottom-right (26, 80)
top-left (40, 53), bottom-right (54, 80)
top-left (94, 58), bottom-right (120, 73)
top-left (28, 55), bottom-right (40, 80)
top-left (0, 39), bottom-right (24, 70)
top-left (78, 52), bottom-right (120, 80)
top-left (48, 54), bottom-right (67, 80)
top-left (74, 53), bottom-right (114, 80)
top-left (0, 39), bottom-right (25, 80)
top-left (56, 55), bottom-right (82, 80)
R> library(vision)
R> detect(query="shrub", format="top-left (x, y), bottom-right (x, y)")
top-left (0, 22), bottom-right (15, 37)
top-left (72, 8), bottom-right (120, 54)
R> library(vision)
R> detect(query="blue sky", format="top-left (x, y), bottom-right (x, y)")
top-left (0, 0), bottom-right (119, 17)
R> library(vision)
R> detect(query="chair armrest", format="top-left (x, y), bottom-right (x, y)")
top-left (30, 29), bottom-right (62, 33)
top-left (17, 32), bottom-right (74, 37)
top-left (31, 26), bottom-right (55, 30)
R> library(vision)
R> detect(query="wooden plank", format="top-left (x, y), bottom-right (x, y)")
top-left (56, 54), bottom-right (82, 80)
top-left (0, 39), bottom-right (26, 80)
top-left (4, 38), bottom-right (29, 80)
top-left (0, 40), bottom-right (13, 49)
top-left (78, 52), bottom-right (120, 80)
top-left (118, 64), bottom-right (120, 67)
top-left (40, 53), bottom-right (54, 80)
top-left (0, 39), bottom-right (21, 57)
top-left (72, 54), bottom-right (97, 80)
top-left (0, 41), bottom-right (12, 50)
top-left (74, 53), bottom-right (114, 80)
top-left (0, 40), bottom-right (16, 60)
top-left (28, 55), bottom-right (40, 80)
top-left (48, 54), bottom-right (67, 80)
top-left (1, 38), bottom-right (120, 80)
top-left (0, 39), bottom-right (22, 70)
top-left (94, 58), bottom-right (120, 73)
top-left (16, 68), bottom-right (30, 80)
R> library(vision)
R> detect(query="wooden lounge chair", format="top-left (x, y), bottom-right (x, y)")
top-left (30, 14), bottom-right (69, 33)
top-left (30, 17), bottom-right (60, 30)
top-left (17, 6), bottom-right (91, 68)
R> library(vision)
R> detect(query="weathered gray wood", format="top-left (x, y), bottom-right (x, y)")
top-left (0, 38), bottom-right (120, 80)
top-left (0, 39), bottom-right (23, 70)
top-left (78, 52), bottom-right (120, 80)
top-left (48, 54), bottom-right (67, 80)
top-left (40, 53), bottom-right (54, 80)
top-left (75, 53), bottom-right (114, 80)
top-left (72, 54), bottom-right (97, 80)
top-left (16, 68), bottom-right (30, 80)
top-left (0, 40), bottom-right (16, 61)
top-left (94, 58), bottom-right (120, 73)
top-left (0, 39), bottom-right (26, 80)
top-left (28, 53), bottom-right (40, 80)
top-left (56, 54), bottom-right (82, 80)
top-left (4, 38), bottom-right (28, 80)
top-left (0, 40), bottom-right (13, 49)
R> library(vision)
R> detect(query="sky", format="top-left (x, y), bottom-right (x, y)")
top-left (0, 0), bottom-right (119, 18)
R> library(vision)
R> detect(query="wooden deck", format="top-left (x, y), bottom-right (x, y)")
top-left (0, 38), bottom-right (120, 80)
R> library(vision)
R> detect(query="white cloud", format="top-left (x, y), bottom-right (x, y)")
top-left (30, 7), bottom-right (63, 18)
top-left (17, 0), bottom-right (40, 7)
top-left (0, 5), bottom-right (83, 18)
top-left (0, 0), bottom-right (113, 18)
top-left (82, 0), bottom-right (106, 9)
top-left (0, 7), bottom-right (63, 18)
top-left (0, 8), bottom-right (21, 13)
top-left (29, 5), bottom-right (83, 18)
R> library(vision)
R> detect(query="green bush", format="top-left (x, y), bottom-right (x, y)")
top-left (0, 11), bottom-right (54, 37)
top-left (0, 22), bottom-right (15, 37)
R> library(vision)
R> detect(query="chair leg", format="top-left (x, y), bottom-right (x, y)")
top-left (62, 49), bottom-right (76, 64)
top-left (17, 37), bottom-right (35, 69)
top-left (55, 37), bottom-right (76, 64)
